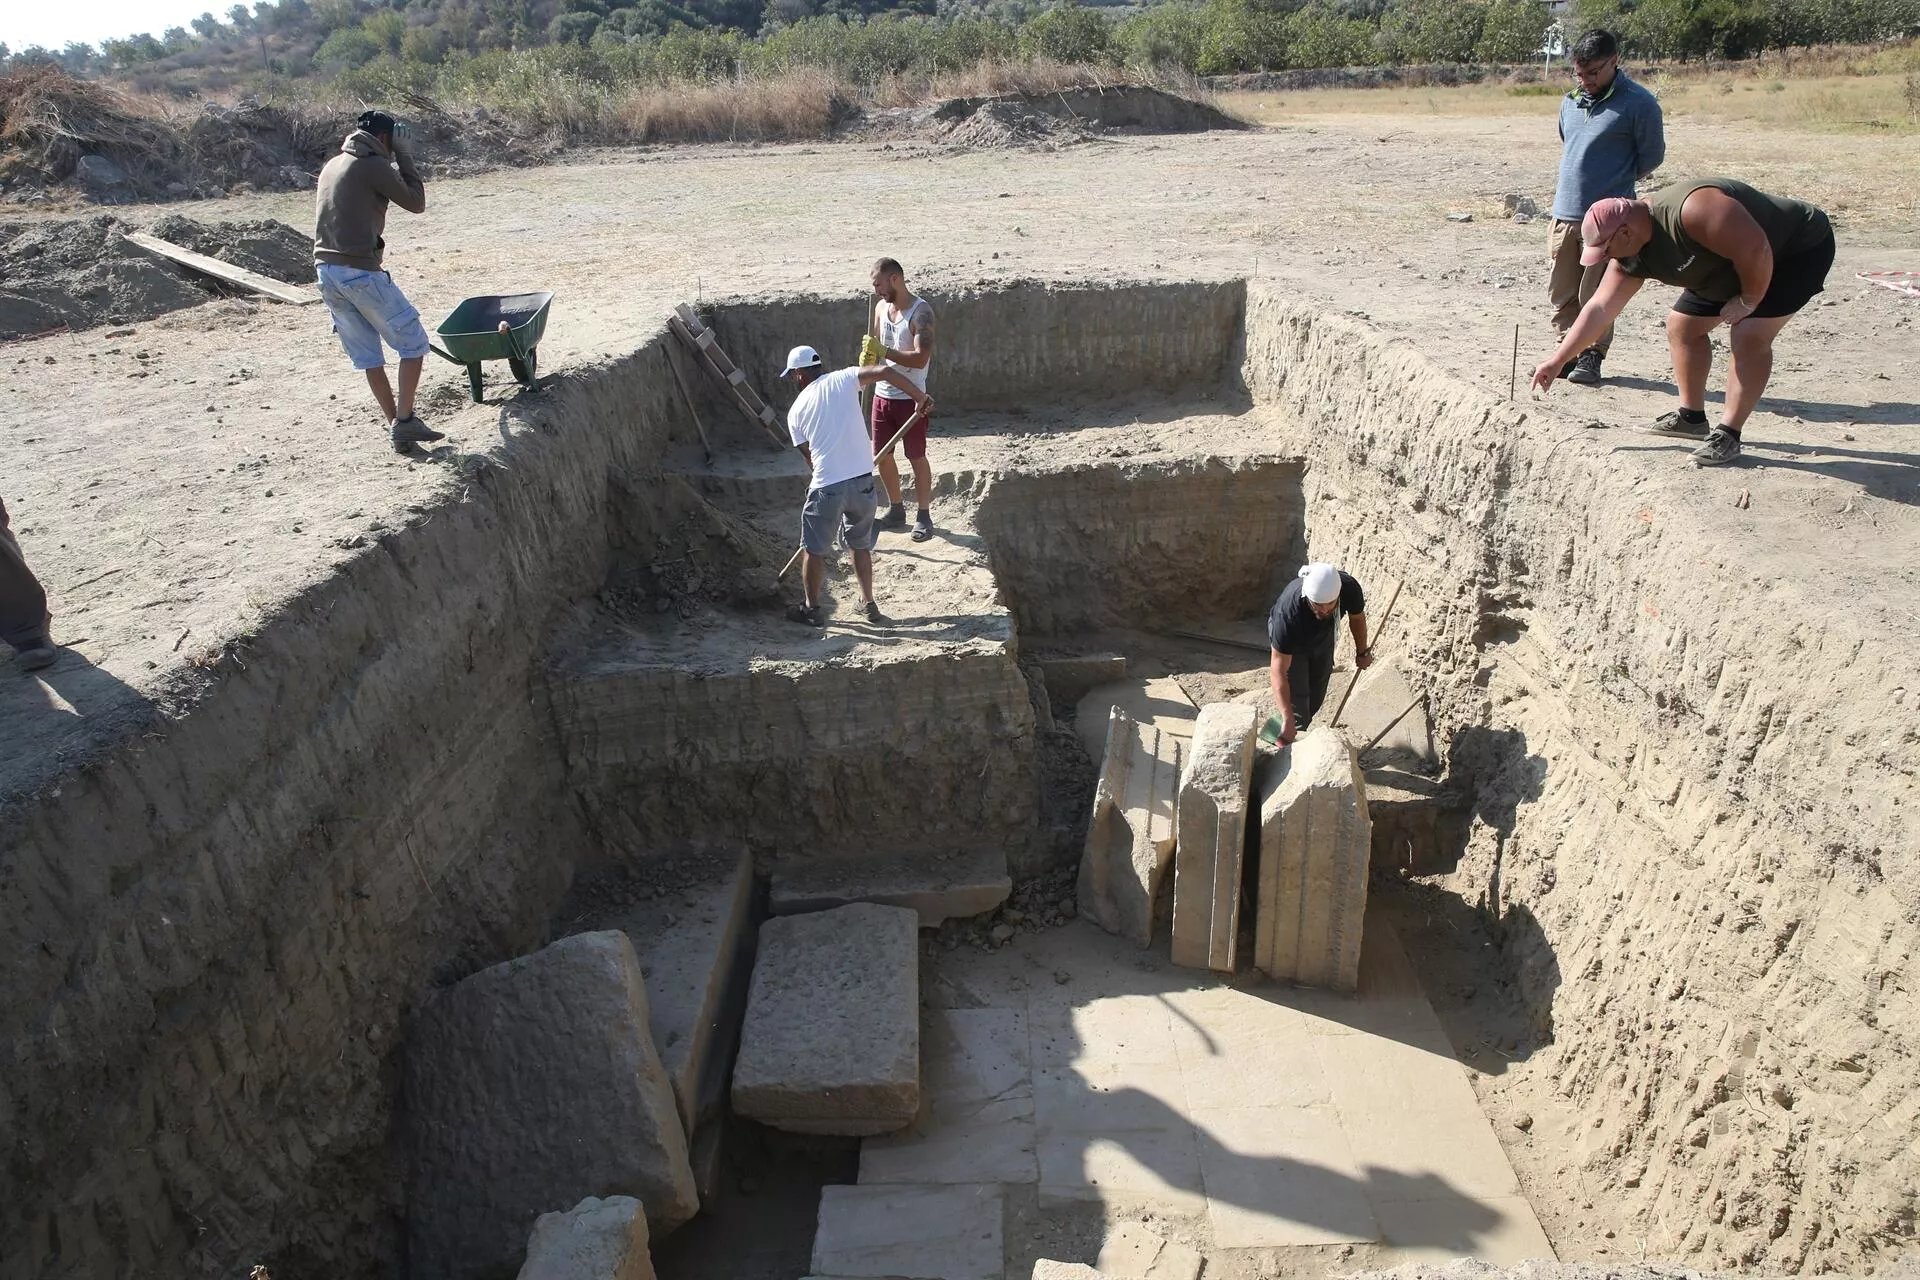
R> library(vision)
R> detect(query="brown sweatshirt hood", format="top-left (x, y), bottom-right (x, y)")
top-left (313, 128), bottom-right (426, 272)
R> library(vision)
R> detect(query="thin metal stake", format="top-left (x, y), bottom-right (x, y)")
top-left (1509, 322), bottom-right (1520, 400)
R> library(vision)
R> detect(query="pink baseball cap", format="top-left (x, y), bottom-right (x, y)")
top-left (1579, 197), bottom-right (1637, 265)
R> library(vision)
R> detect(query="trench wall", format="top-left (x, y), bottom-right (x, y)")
top-left (1240, 285), bottom-right (1919, 1275)
top-left (0, 340), bottom-right (707, 1279)
top-left (975, 456), bottom-right (1305, 636)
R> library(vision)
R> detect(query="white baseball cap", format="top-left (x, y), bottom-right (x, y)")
top-left (1299, 562), bottom-right (1342, 604)
top-left (781, 345), bottom-right (823, 376)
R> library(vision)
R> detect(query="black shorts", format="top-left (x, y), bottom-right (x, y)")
top-left (1672, 226), bottom-right (1836, 320)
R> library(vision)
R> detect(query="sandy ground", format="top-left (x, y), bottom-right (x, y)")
top-left (1, 108), bottom-right (1917, 1264)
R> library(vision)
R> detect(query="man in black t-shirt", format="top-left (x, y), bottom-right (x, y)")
top-left (1268, 562), bottom-right (1371, 745)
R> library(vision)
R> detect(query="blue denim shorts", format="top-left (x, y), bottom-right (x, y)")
top-left (316, 264), bottom-right (431, 370)
top-left (801, 474), bottom-right (878, 555)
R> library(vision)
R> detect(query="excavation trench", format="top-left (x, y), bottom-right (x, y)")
top-left (2, 281), bottom-right (1911, 1280)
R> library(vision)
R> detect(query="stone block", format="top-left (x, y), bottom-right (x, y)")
top-left (1252, 727), bottom-right (1371, 992)
top-left (1035, 652), bottom-right (1127, 709)
top-left (516, 1196), bottom-right (654, 1280)
top-left (1335, 660), bottom-right (1434, 767)
top-left (731, 902), bottom-right (920, 1135)
top-left (1033, 1265), bottom-right (1108, 1280)
top-left (1170, 703), bottom-right (1258, 972)
top-left (608, 849), bottom-right (756, 1138)
top-left (408, 931), bottom-right (699, 1280)
top-left (812, 1184), bottom-right (1004, 1280)
top-left (1074, 677), bottom-right (1196, 764)
top-left (771, 847), bottom-right (1010, 927)
top-left (1077, 706), bottom-right (1183, 946)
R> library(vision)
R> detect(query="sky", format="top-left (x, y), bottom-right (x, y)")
top-left (3, 0), bottom-right (230, 52)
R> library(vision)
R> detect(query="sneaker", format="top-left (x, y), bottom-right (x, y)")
top-left (863, 600), bottom-right (887, 624)
top-left (1557, 358), bottom-right (1577, 380)
top-left (1646, 409), bottom-right (1710, 437)
top-left (911, 510), bottom-right (933, 542)
top-left (1566, 349), bottom-right (1604, 385)
top-left (786, 602), bottom-right (824, 627)
top-left (13, 639), bottom-right (57, 671)
top-left (391, 415), bottom-right (445, 452)
top-left (1691, 429), bottom-right (1742, 467)
top-left (877, 505), bottom-right (907, 533)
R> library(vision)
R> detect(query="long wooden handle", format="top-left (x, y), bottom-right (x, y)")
top-left (777, 405), bottom-right (930, 583)
top-left (1328, 576), bottom-right (1403, 729)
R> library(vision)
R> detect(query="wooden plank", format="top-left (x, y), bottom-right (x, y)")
top-left (668, 316), bottom-right (786, 448)
top-left (123, 232), bottom-right (320, 306)
top-left (661, 335), bottom-right (714, 463)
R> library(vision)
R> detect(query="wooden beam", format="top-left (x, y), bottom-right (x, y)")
top-left (123, 232), bottom-right (320, 306)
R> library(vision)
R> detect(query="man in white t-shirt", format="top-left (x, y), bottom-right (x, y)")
top-left (780, 344), bottom-right (934, 628)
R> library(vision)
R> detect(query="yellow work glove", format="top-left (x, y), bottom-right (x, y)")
top-left (859, 335), bottom-right (883, 367)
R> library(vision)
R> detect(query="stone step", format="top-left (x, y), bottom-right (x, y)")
top-left (770, 847), bottom-right (1011, 927)
top-left (732, 902), bottom-right (921, 1137)
top-left (810, 1184), bottom-right (1005, 1280)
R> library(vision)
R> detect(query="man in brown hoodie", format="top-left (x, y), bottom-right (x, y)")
top-left (314, 109), bottom-right (444, 453)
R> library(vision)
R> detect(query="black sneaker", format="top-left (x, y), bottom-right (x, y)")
top-left (1691, 429), bottom-right (1742, 467)
top-left (1557, 358), bottom-right (1577, 379)
top-left (863, 600), bottom-right (887, 624)
top-left (786, 603), bottom-right (824, 627)
top-left (1566, 349), bottom-right (1604, 385)
top-left (392, 415), bottom-right (445, 452)
top-left (1647, 409), bottom-right (1710, 438)
top-left (911, 510), bottom-right (933, 542)
top-left (877, 505), bottom-right (907, 533)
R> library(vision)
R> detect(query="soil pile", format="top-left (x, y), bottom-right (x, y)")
top-left (930, 86), bottom-right (1243, 149)
top-left (0, 214), bottom-right (311, 340)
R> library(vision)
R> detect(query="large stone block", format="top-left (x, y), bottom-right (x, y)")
top-left (771, 846), bottom-right (1011, 927)
top-left (731, 902), bottom-right (920, 1135)
top-left (1032, 1264), bottom-right (1109, 1280)
top-left (517, 1196), bottom-right (654, 1280)
top-left (812, 1184), bottom-right (1004, 1280)
top-left (1170, 703), bottom-right (1258, 972)
top-left (1252, 727), bottom-right (1372, 992)
top-left (1077, 706), bottom-right (1183, 947)
top-left (408, 931), bottom-right (699, 1280)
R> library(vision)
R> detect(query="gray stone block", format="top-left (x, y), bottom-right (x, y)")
top-left (732, 902), bottom-right (920, 1135)
top-left (812, 1184), bottom-right (1004, 1280)
top-left (771, 847), bottom-right (1011, 927)
top-left (1077, 706), bottom-right (1182, 947)
top-left (408, 931), bottom-right (699, 1280)
top-left (1035, 652), bottom-right (1126, 708)
top-left (1032, 1264), bottom-right (1109, 1280)
top-left (1170, 703), bottom-right (1258, 972)
top-left (1252, 727), bottom-right (1372, 992)
top-left (516, 1196), bottom-right (654, 1280)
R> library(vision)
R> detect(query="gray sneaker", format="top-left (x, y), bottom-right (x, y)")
top-left (13, 639), bottom-right (57, 671)
top-left (1691, 429), bottom-right (1742, 467)
top-left (1647, 409), bottom-right (1710, 437)
top-left (876, 505), bottom-right (907, 533)
top-left (392, 415), bottom-right (445, 452)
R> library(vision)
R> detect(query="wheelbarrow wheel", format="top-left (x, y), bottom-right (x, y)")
top-left (509, 348), bottom-right (538, 390)
top-left (464, 362), bottom-right (485, 403)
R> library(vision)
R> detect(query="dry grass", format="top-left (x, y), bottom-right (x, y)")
top-left (0, 65), bottom-right (184, 184)
top-left (611, 70), bottom-right (850, 143)
top-left (1223, 41), bottom-right (1920, 136)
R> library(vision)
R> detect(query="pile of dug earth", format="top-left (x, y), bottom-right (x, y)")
top-left (0, 213), bottom-right (310, 340)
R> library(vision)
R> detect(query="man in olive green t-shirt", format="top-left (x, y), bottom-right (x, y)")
top-left (1529, 177), bottom-right (1836, 467)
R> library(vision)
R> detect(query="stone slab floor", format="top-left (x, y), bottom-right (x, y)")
top-left (811, 908), bottom-right (1553, 1280)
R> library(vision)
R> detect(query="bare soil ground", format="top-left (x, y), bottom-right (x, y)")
top-left (1, 107), bottom-right (1916, 1267)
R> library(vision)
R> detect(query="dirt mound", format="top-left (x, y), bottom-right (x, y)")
top-left (0, 213), bottom-right (311, 340)
top-left (930, 85), bottom-right (1244, 148)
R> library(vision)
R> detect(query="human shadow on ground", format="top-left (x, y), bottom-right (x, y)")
top-left (0, 647), bottom-right (159, 806)
top-left (1604, 434), bottom-right (1920, 503)
top-left (1590, 377), bottom-right (1920, 428)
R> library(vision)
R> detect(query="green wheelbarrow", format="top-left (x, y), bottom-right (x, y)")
top-left (429, 291), bottom-right (553, 403)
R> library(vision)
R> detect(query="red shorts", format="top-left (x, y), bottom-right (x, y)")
top-left (871, 394), bottom-right (928, 462)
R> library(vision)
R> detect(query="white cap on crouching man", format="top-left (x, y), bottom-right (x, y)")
top-left (781, 345), bottom-right (823, 376)
top-left (1300, 562), bottom-right (1342, 604)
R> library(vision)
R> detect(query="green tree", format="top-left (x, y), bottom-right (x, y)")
top-left (1284, 0), bottom-right (1375, 67)
top-left (1476, 0), bottom-right (1549, 60)
top-left (549, 10), bottom-right (604, 41)
top-left (1018, 0), bottom-right (1112, 62)
top-left (1114, 0), bottom-right (1208, 71)
top-left (401, 23), bottom-right (450, 60)
top-left (315, 24), bottom-right (384, 62)
top-left (362, 9), bottom-right (406, 51)
top-left (1379, 0), bottom-right (1482, 62)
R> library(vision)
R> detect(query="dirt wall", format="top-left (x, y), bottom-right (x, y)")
top-left (976, 455), bottom-right (1306, 636)
top-left (1241, 287), bottom-right (1919, 1275)
top-left (0, 339), bottom-right (707, 1278)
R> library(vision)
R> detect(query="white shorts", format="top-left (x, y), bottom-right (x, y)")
top-left (316, 264), bottom-right (431, 370)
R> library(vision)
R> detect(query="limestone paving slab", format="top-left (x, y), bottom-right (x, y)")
top-left (1034, 1064), bottom-right (1204, 1202)
top-left (1170, 702), bottom-right (1258, 973)
top-left (811, 1183), bottom-right (1005, 1280)
top-left (1253, 726), bottom-right (1372, 991)
top-left (1187, 1104), bottom-right (1378, 1248)
top-left (1094, 1222), bottom-right (1204, 1280)
top-left (1031, 993), bottom-right (1181, 1068)
top-left (1369, 1194), bottom-right (1556, 1263)
top-left (771, 846), bottom-right (1012, 927)
top-left (407, 931), bottom-right (698, 1280)
top-left (859, 1094), bottom-right (1039, 1185)
top-left (732, 902), bottom-right (920, 1136)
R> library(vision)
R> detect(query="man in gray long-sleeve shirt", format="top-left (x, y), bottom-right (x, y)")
top-left (314, 109), bottom-right (444, 453)
top-left (1548, 29), bottom-right (1664, 387)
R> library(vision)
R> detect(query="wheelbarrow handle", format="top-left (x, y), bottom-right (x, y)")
top-left (428, 342), bottom-right (461, 365)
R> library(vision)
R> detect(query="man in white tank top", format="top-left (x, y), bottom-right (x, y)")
top-left (867, 257), bottom-right (937, 541)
